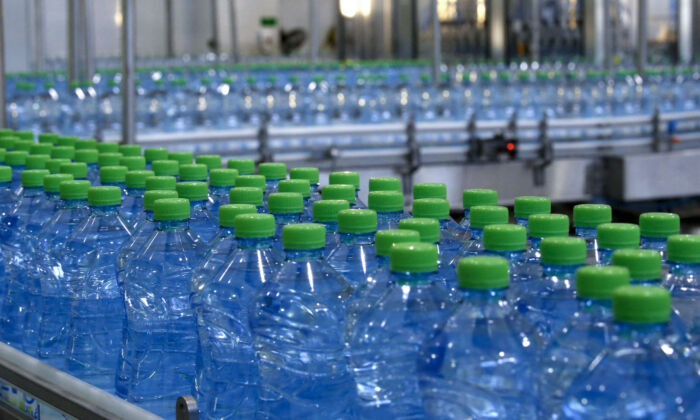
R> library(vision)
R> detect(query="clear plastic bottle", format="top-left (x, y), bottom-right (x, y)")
top-left (207, 168), bottom-right (238, 215)
top-left (457, 188), bottom-right (498, 240)
top-left (267, 192), bottom-right (303, 251)
top-left (290, 167), bottom-right (321, 203)
top-left (639, 212), bottom-right (680, 263)
top-left (278, 179), bottom-right (312, 221)
top-left (523, 213), bottom-right (570, 277)
top-left (312, 199), bottom-right (350, 256)
top-left (368, 191), bottom-right (407, 230)
top-left (99, 166), bottom-right (127, 199)
top-left (451, 205), bottom-right (509, 262)
top-left (5, 151), bottom-right (28, 194)
top-left (573, 204), bottom-right (612, 265)
top-left (513, 196), bottom-right (551, 232)
top-left (418, 256), bottom-right (539, 419)
top-left (121, 170), bottom-right (154, 224)
top-left (327, 208), bottom-right (378, 290)
top-left (0, 167), bottom-right (16, 298)
top-left (143, 147), bottom-right (168, 170)
top-left (480, 224), bottom-right (535, 300)
top-left (412, 198), bottom-right (462, 263)
top-left (257, 162), bottom-right (287, 197)
top-left (329, 171), bottom-right (366, 209)
top-left (32, 172), bottom-right (72, 223)
top-left (664, 234), bottom-right (700, 329)
top-left (596, 223), bottom-right (640, 265)
top-left (176, 182), bottom-right (218, 242)
top-left (250, 223), bottom-right (355, 419)
top-left (74, 149), bottom-right (100, 184)
top-left (229, 186), bottom-right (266, 214)
top-left (193, 213), bottom-right (283, 419)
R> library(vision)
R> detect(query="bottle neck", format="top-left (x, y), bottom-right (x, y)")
top-left (614, 321), bottom-right (668, 340)
top-left (630, 276), bottom-right (661, 286)
top-left (463, 208), bottom-right (470, 219)
top-left (376, 255), bottom-right (390, 267)
top-left (156, 219), bottom-right (189, 230)
top-left (460, 287), bottom-right (509, 302)
top-left (574, 226), bottom-right (597, 239)
top-left (0, 181), bottom-right (10, 189)
top-left (640, 235), bottom-right (667, 250)
top-left (90, 204), bottom-right (120, 215)
top-left (542, 263), bottom-right (581, 278)
top-left (217, 226), bottom-right (236, 237)
top-left (272, 212), bottom-right (301, 224)
top-left (668, 261), bottom-right (700, 278)
top-left (285, 248), bottom-right (324, 261)
top-left (317, 220), bottom-right (338, 232)
top-left (22, 186), bottom-right (43, 196)
top-left (144, 209), bottom-right (154, 221)
top-left (44, 191), bottom-right (60, 200)
top-left (61, 198), bottom-right (88, 208)
top-left (238, 236), bottom-right (274, 249)
top-left (102, 182), bottom-right (126, 189)
top-left (339, 231), bottom-right (375, 244)
top-left (485, 249), bottom-right (525, 261)
top-left (391, 270), bottom-right (436, 285)
top-left (514, 216), bottom-right (528, 228)
top-left (577, 297), bottom-right (613, 313)
top-left (470, 227), bottom-right (483, 240)
top-left (378, 210), bottom-right (403, 218)
top-left (189, 199), bottom-right (207, 209)
top-left (209, 185), bottom-right (232, 195)
top-left (126, 187), bottom-right (146, 196)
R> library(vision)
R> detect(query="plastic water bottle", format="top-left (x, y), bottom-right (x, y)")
top-left (250, 223), bottom-right (356, 418)
top-left (193, 213), bottom-right (283, 419)
top-left (0, 167), bottom-right (16, 296)
top-left (418, 256), bottom-right (539, 419)
top-left (412, 198), bottom-right (462, 262)
top-left (74, 149), bottom-right (99, 184)
top-left (195, 154), bottom-right (221, 174)
top-left (143, 147), bottom-right (168, 170)
top-left (664, 234), bottom-right (700, 329)
top-left (100, 166), bottom-right (127, 199)
top-left (639, 212), bottom-right (680, 263)
top-left (207, 168), bottom-right (238, 215)
top-left (32, 171), bottom-right (73, 221)
top-left (451, 205), bottom-right (509, 261)
top-left (517, 236), bottom-right (586, 343)
top-left (538, 265), bottom-right (630, 419)
top-left (0, 169), bottom-right (49, 352)
top-left (179, 163), bottom-right (208, 182)
top-left (329, 171), bottom-right (366, 209)
top-left (596, 223), bottom-right (640, 265)
top-left (523, 213), bottom-right (570, 277)
top-left (290, 167), bottom-right (321, 203)
top-left (60, 162), bottom-right (88, 181)
top-left (457, 188), bottom-right (498, 239)
top-left (368, 191), bottom-right (407, 229)
top-left (34, 180), bottom-right (90, 367)
top-left (278, 179), bottom-right (312, 221)
top-left (562, 286), bottom-right (697, 419)
top-left (121, 170), bottom-right (154, 223)
top-left (480, 224), bottom-right (534, 299)
top-left (326, 208), bottom-right (378, 290)
top-left (513, 196), bottom-right (551, 231)
top-left (312, 199), bottom-right (350, 256)
top-left (611, 249), bottom-right (662, 286)
top-left (120, 156), bottom-right (146, 172)
top-left (573, 204), bottom-right (612, 265)
top-left (257, 162), bottom-right (287, 197)
top-left (321, 184), bottom-right (357, 208)
top-left (227, 158), bottom-right (255, 175)
top-left (151, 159), bottom-right (180, 179)
top-left (368, 176), bottom-right (402, 193)
top-left (61, 186), bottom-right (132, 391)
top-left (121, 197), bottom-right (205, 416)
top-left (229, 186), bottom-right (266, 213)
top-left (176, 182), bottom-right (218, 242)
top-left (348, 242), bottom-right (452, 419)
top-left (5, 151), bottom-right (28, 193)
top-left (267, 192), bottom-right (304, 251)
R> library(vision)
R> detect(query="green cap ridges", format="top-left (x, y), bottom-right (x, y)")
top-left (176, 182), bottom-right (208, 201)
top-left (368, 191), bottom-right (403, 212)
top-left (0, 149), bottom-right (5, 163)
top-left (29, 143), bottom-right (52, 155)
top-left (613, 286), bottom-right (670, 323)
top-left (119, 144), bottom-right (142, 157)
top-left (639, 212), bottom-right (680, 238)
top-left (390, 242), bottom-right (438, 273)
top-left (483, 224), bottom-right (527, 251)
top-left (278, 179), bottom-right (310, 198)
top-left (235, 175), bottom-right (266, 190)
top-left (375, 229), bottom-right (421, 257)
top-left (463, 189), bottom-right (498, 210)
top-left (321, 184), bottom-right (355, 203)
top-left (229, 187), bottom-right (263, 206)
top-left (0, 137), bottom-right (16, 150)
top-left (541, 237), bottom-right (586, 265)
top-left (60, 180), bottom-right (90, 199)
top-left (576, 266), bottom-right (630, 299)
top-left (21, 169), bottom-right (49, 187)
top-left (338, 209), bottom-right (377, 233)
top-left (98, 152), bottom-right (123, 167)
top-left (413, 182), bottom-right (446, 199)
top-left (470, 205), bottom-right (509, 229)
top-left (611, 249), bottom-right (661, 280)
top-left (209, 168), bottom-right (238, 187)
top-left (179, 164), bottom-right (207, 181)
top-left (43, 173), bottom-right (73, 191)
top-left (597, 223), bottom-right (640, 250)
top-left (6, 151), bottom-right (28, 166)
top-left (666, 234), bottom-right (700, 264)
top-left (282, 223), bottom-right (325, 249)
top-left (195, 154), bottom-right (222, 170)
top-left (219, 204), bottom-right (257, 227)
top-left (154, 198), bottom-right (190, 221)
top-left (75, 149), bottom-right (98, 164)
top-left (0, 166), bottom-right (11, 182)
top-left (96, 142), bottom-right (119, 153)
top-left (144, 147), bottom-right (168, 163)
top-left (13, 140), bottom-right (34, 152)
top-left (458, 256), bottom-right (509, 289)
top-left (25, 154), bottom-right (50, 170)
top-left (227, 158), bottom-right (255, 174)
top-left (152, 159), bottom-right (179, 176)
top-left (290, 167), bottom-right (319, 184)
top-left (88, 186), bottom-right (121, 206)
top-left (528, 213), bottom-right (570, 238)
top-left (145, 175), bottom-right (177, 191)
top-left (258, 162), bottom-right (287, 180)
top-left (168, 151), bottom-right (193, 165)
top-left (369, 177), bottom-right (401, 192)
top-left (312, 199), bottom-right (349, 222)
top-left (59, 162), bottom-right (87, 179)
top-left (235, 213), bottom-right (275, 237)
top-left (120, 156), bottom-right (146, 171)
top-left (514, 196), bottom-right (551, 218)
top-left (268, 192), bottom-right (304, 213)
top-left (51, 146), bottom-right (75, 160)
top-left (143, 190), bottom-right (178, 211)
top-left (573, 204), bottom-right (612, 227)
top-left (398, 217), bottom-right (440, 243)
top-left (412, 198), bottom-right (450, 220)
top-left (329, 171), bottom-right (359, 188)
top-left (57, 136), bottom-right (77, 147)
top-left (100, 166), bottom-right (128, 184)
top-left (38, 133), bottom-right (59, 145)
top-left (126, 170), bottom-right (155, 188)
top-left (15, 131), bottom-right (33, 141)
top-left (75, 139), bottom-right (97, 150)
top-left (45, 158), bottom-right (70, 174)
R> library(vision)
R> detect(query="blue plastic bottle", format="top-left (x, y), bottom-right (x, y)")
top-left (193, 213), bottom-right (282, 419)
top-left (412, 182), bottom-right (463, 235)
top-left (513, 195), bottom-right (551, 232)
top-left (664, 235), bottom-right (700, 329)
top-left (176, 182), bottom-right (218, 242)
top-left (327, 208), bottom-right (378, 290)
top-left (121, 170), bottom-right (154, 224)
top-left (74, 149), bottom-right (99, 184)
top-left (99, 166), bottom-right (127, 199)
top-left (481, 224), bottom-right (537, 298)
top-left (250, 223), bottom-right (355, 419)
top-left (206, 168), bottom-right (237, 215)
top-left (596, 223), bottom-right (640, 265)
top-left (257, 162), bottom-right (287, 197)
top-left (229, 186), bottom-right (266, 213)
top-left (573, 204), bottom-right (612, 265)
top-left (121, 198), bottom-right (205, 417)
top-left (278, 179), bottom-right (312, 221)
top-left (290, 167), bottom-right (321, 203)
top-left (562, 286), bottom-right (697, 419)
top-left (639, 212), bottom-right (680, 263)
top-left (523, 213), bottom-right (570, 277)
top-left (312, 199), bottom-right (349, 256)
top-left (451, 205), bottom-right (509, 262)
top-left (418, 256), bottom-right (539, 419)
top-left (368, 191), bottom-right (407, 229)
top-left (611, 248), bottom-right (663, 286)
top-left (457, 188), bottom-right (498, 239)
top-left (268, 192), bottom-right (304, 251)
top-left (5, 151), bottom-right (28, 194)
top-left (538, 265), bottom-right (630, 419)
top-left (329, 171), bottom-right (366, 208)
top-left (412, 198), bottom-right (462, 263)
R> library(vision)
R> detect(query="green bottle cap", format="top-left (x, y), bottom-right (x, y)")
top-left (119, 144), bottom-right (142, 157)
top-left (143, 190), bottom-right (178, 211)
top-left (235, 175), bottom-right (266, 190)
top-left (278, 179), bottom-right (310, 198)
top-left (375, 229), bottom-right (421, 257)
top-left (282, 223), bottom-right (325, 249)
top-left (258, 162), bottom-right (287, 180)
top-left (38, 133), bottom-right (59, 145)
top-left (639, 212), bottom-right (680, 238)
top-left (59, 162), bottom-right (87, 179)
top-left (576, 266), bottom-right (630, 299)
top-left (14, 131), bottom-right (33, 140)
top-left (413, 182), bottom-right (446, 199)
top-left (45, 158), bottom-right (70, 174)
top-left (209, 168), bottom-right (238, 187)
top-left (613, 286), bottom-right (670, 324)
top-left (29, 143), bottom-right (52, 155)
top-left (119, 156), bottom-right (146, 171)
top-left (329, 171), bottom-right (359, 188)
top-left (268, 192), bottom-right (303, 213)
top-left (219, 204), bottom-right (257, 227)
top-left (96, 142), bottom-right (120, 153)
top-left (369, 177), bottom-right (401, 192)
top-left (88, 186), bottom-right (121, 206)
top-left (13, 140), bottom-right (34, 152)
top-left (227, 158), bottom-right (255, 174)
top-left (338, 209), bottom-right (377, 233)
top-left (573, 204), bottom-right (612, 227)
top-left (100, 166), bottom-right (128, 184)
top-left (412, 198), bottom-right (450, 220)
top-left (470, 205), bottom-right (509, 229)
top-left (25, 154), bottom-right (50, 170)
top-left (151, 159), bottom-right (179, 176)
top-left (74, 139), bottom-right (97, 150)
top-left (0, 148), bottom-right (5, 163)
top-left (234, 213), bottom-right (275, 237)
top-left (541, 237), bottom-right (586, 265)
top-left (145, 175), bottom-right (177, 191)
top-left (195, 154), bottom-right (222, 171)
top-left (74, 149), bottom-right (98, 164)
top-left (457, 256), bottom-right (509, 289)
top-left (398, 217), bottom-right (440, 243)
top-left (143, 147), bottom-right (168, 163)
top-left (463, 189), bottom-right (498, 210)
top-left (179, 163), bottom-right (207, 181)
top-left (167, 151), bottom-right (193, 165)
top-left (528, 213), bottom-right (570, 238)
top-left (21, 169), bottom-right (49, 187)
top-left (368, 191), bottom-right (403, 212)
top-left (51, 146), bottom-right (75, 160)
top-left (597, 223), bottom-right (640, 250)
top-left (98, 152), bottom-right (123, 167)
top-left (312, 199), bottom-right (349, 222)
top-left (57, 136), bottom-right (77, 147)
top-left (154, 198), bottom-right (190, 221)
top-left (126, 170), bottom-right (155, 188)
top-left (59, 180), bottom-right (90, 199)
top-left (321, 184), bottom-right (355, 203)
top-left (290, 167), bottom-right (319, 184)
top-left (229, 187), bottom-right (263, 206)
top-left (176, 181), bottom-right (208, 201)
top-left (0, 137), bottom-right (16, 150)
top-left (483, 224), bottom-right (527, 251)
top-left (0, 166), bottom-right (11, 182)
top-left (514, 196), bottom-right (551, 218)
top-left (612, 249), bottom-right (661, 280)
top-left (6, 151), bottom-right (28, 166)
top-left (43, 173), bottom-right (73, 192)
top-left (666, 234), bottom-right (700, 264)
top-left (390, 242), bottom-right (438, 273)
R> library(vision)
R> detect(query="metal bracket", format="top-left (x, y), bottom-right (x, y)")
top-left (401, 115), bottom-right (421, 198)
top-left (651, 107), bottom-right (663, 152)
top-left (466, 112), bottom-right (478, 161)
top-left (176, 395), bottom-right (198, 420)
top-left (530, 113), bottom-right (553, 186)
top-left (257, 117), bottom-right (272, 163)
